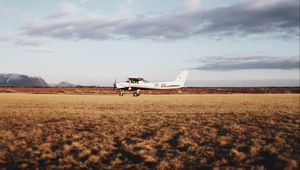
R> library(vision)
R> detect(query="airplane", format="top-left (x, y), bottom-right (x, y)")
top-left (114, 70), bottom-right (189, 96)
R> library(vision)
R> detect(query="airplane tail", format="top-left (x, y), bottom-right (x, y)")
top-left (174, 70), bottom-right (189, 87)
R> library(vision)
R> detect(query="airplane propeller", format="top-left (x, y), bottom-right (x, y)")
top-left (113, 78), bottom-right (117, 90)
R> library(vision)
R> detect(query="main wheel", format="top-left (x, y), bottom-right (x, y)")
top-left (133, 92), bottom-right (140, 97)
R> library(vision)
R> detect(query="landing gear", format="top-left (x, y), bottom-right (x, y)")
top-left (118, 89), bottom-right (141, 97)
top-left (133, 89), bottom-right (141, 97)
top-left (119, 90), bottom-right (124, 96)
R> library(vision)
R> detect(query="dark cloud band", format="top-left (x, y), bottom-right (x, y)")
top-left (193, 55), bottom-right (299, 71)
top-left (23, 0), bottom-right (299, 40)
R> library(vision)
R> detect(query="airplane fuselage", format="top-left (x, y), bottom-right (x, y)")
top-left (116, 81), bottom-right (182, 90)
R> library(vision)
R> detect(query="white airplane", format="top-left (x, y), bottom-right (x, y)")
top-left (115, 71), bottom-right (189, 96)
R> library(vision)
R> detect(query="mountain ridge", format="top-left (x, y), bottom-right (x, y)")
top-left (0, 73), bottom-right (48, 86)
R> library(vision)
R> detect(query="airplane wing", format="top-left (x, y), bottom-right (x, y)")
top-left (128, 77), bottom-right (144, 81)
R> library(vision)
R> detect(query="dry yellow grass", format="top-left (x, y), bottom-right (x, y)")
top-left (0, 93), bottom-right (299, 169)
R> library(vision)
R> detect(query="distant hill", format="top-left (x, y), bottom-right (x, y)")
top-left (0, 74), bottom-right (48, 86)
top-left (52, 81), bottom-right (77, 87)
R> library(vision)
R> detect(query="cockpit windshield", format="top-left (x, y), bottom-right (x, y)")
top-left (130, 80), bottom-right (138, 84)
top-left (128, 77), bottom-right (145, 84)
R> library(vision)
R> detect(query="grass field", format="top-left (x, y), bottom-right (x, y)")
top-left (0, 86), bottom-right (299, 94)
top-left (0, 93), bottom-right (299, 169)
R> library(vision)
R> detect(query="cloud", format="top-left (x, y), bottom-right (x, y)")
top-left (22, 0), bottom-right (299, 40)
top-left (193, 54), bottom-right (299, 71)
top-left (0, 32), bottom-right (12, 41)
top-left (117, 0), bottom-right (135, 15)
top-left (0, 31), bottom-right (48, 46)
top-left (20, 48), bottom-right (57, 53)
top-left (198, 0), bottom-right (299, 38)
top-left (14, 38), bottom-right (48, 46)
top-left (182, 0), bottom-right (201, 11)
top-left (48, 2), bottom-right (82, 18)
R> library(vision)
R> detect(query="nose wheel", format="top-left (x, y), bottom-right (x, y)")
top-left (119, 90), bottom-right (124, 96)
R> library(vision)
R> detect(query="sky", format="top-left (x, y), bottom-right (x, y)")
top-left (0, 0), bottom-right (299, 86)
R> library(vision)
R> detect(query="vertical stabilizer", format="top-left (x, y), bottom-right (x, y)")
top-left (174, 70), bottom-right (189, 87)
